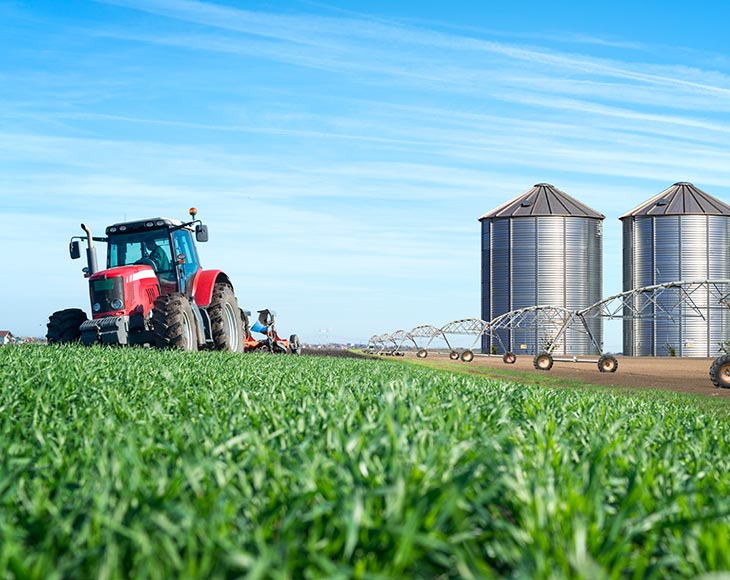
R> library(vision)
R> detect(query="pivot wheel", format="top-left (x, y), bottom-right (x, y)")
top-left (152, 293), bottom-right (199, 351)
top-left (416, 349), bottom-right (428, 359)
top-left (289, 334), bottom-right (302, 355)
top-left (46, 308), bottom-right (88, 344)
top-left (533, 352), bottom-right (554, 371)
top-left (209, 283), bottom-right (245, 352)
top-left (461, 350), bottom-right (475, 363)
top-left (709, 354), bottom-right (730, 388)
top-left (449, 350), bottom-right (459, 361)
top-left (503, 352), bottom-right (516, 364)
top-left (597, 354), bottom-right (618, 373)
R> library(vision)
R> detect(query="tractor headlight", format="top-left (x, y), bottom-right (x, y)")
top-left (93, 302), bottom-right (101, 312)
top-left (111, 298), bottom-right (124, 310)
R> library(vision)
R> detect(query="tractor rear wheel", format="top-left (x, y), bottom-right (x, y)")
top-left (152, 293), bottom-right (199, 351)
top-left (709, 355), bottom-right (730, 388)
top-left (46, 308), bottom-right (87, 344)
top-left (209, 284), bottom-right (245, 352)
top-left (289, 334), bottom-right (302, 355)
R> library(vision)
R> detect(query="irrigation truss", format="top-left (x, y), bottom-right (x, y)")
top-left (366, 279), bottom-right (730, 372)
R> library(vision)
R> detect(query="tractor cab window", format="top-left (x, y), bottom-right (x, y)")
top-left (172, 229), bottom-right (200, 284)
top-left (108, 232), bottom-right (173, 275)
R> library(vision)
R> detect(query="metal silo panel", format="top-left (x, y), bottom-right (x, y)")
top-left (536, 218), bottom-right (565, 305)
top-left (481, 221), bottom-right (491, 353)
top-left (680, 216), bottom-right (709, 356)
top-left (536, 218), bottom-right (567, 354)
top-left (563, 218), bottom-right (602, 355)
top-left (708, 216), bottom-right (730, 356)
top-left (622, 219), bottom-right (635, 355)
top-left (490, 220), bottom-right (512, 351)
top-left (563, 218), bottom-right (586, 355)
top-left (588, 219), bottom-right (603, 353)
top-left (629, 217), bottom-right (656, 355)
top-left (654, 217), bottom-right (681, 356)
top-left (511, 218), bottom-right (538, 354)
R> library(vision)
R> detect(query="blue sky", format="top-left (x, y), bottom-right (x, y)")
top-left (2, 0), bottom-right (729, 349)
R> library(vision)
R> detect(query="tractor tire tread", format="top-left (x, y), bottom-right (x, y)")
top-left (208, 283), bottom-right (245, 352)
top-left (152, 293), bottom-right (197, 350)
top-left (47, 308), bottom-right (88, 344)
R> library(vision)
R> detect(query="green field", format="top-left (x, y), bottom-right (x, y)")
top-left (2, 345), bottom-right (730, 579)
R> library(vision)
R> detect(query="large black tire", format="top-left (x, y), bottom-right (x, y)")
top-left (151, 293), bottom-right (199, 351)
top-left (416, 349), bottom-right (428, 359)
top-left (598, 354), bottom-right (619, 373)
top-left (209, 284), bottom-right (245, 352)
top-left (533, 352), bottom-right (554, 371)
top-left (289, 334), bottom-right (302, 355)
top-left (46, 308), bottom-right (88, 344)
top-left (449, 351), bottom-right (459, 361)
top-left (503, 352), bottom-right (516, 364)
top-left (709, 354), bottom-right (730, 388)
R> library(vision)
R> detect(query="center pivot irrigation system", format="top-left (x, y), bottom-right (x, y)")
top-left (367, 279), bottom-right (730, 386)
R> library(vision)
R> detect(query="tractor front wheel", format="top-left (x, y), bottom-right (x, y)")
top-left (46, 308), bottom-right (87, 344)
top-left (152, 293), bottom-right (199, 351)
top-left (709, 355), bottom-right (730, 388)
top-left (209, 284), bottom-right (245, 352)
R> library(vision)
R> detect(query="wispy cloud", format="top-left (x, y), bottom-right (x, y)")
top-left (2, 0), bottom-right (730, 341)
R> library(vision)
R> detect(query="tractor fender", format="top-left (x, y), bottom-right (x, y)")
top-left (191, 270), bottom-right (234, 307)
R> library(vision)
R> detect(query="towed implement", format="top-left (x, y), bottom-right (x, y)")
top-left (47, 208), bottom-right (300, 353)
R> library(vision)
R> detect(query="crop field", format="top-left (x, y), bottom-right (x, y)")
top-left (2, 346), bottom-right (730, 579)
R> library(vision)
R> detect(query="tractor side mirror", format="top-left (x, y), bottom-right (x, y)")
top-left (195, 224), bottom-right (209, 243)
top-left (69, 240), bottom-right (81, 260)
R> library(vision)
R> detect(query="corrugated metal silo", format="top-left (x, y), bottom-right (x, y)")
top-left (480, 183), bottom-right (604, 355)
top-left (621, 182), bottom-right (730, 357)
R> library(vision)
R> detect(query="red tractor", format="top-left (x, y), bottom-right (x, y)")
top-left (46, 208), bottom-right (301, 354)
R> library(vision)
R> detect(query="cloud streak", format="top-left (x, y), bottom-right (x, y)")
top-left (2, 0), bottom-right (729, 344)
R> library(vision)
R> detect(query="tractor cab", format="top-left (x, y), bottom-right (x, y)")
top-left (105, 218), bottom-right (202, 295)
top-left (69, 208), bottom-right (209, 296)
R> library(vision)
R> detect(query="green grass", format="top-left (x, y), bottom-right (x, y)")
top-left (1, 345), bottom-right (730, 579)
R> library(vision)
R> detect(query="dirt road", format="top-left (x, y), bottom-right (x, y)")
top-left (406, 352), bottom-right (730, 399)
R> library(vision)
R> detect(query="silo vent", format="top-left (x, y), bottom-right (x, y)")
top-left (521, 201), bottom-right (533, 207)
top-left (673, 182), bottom-right (692, 186)
top-left (656, 199), bottom-right (668, 206)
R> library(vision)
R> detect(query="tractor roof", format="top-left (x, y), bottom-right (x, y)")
top-left (105, 217), bottom-right (189, 236)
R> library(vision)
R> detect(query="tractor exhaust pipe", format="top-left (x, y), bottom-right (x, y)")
top-left (80, 223), bottom-right (99, 276)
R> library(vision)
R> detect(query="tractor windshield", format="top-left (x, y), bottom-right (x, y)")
top-left (108, 232), bottom-right (173, 275)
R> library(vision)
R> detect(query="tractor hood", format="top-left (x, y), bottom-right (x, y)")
top-left (88, 265), bottom-right (160, 319)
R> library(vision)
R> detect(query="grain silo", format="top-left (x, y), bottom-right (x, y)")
top-left (621, 182), bottom-right (730, 357)
top-left (480, 183), bottom-right (604, 355)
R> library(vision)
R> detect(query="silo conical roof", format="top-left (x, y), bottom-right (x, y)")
top-left (620, 182), bottom-right (730, 219)
top-left (478, 183), bottom-right (604, 221)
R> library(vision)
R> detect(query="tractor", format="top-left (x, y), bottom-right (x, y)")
top-left (46, 208), bottom-right (301, 354)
